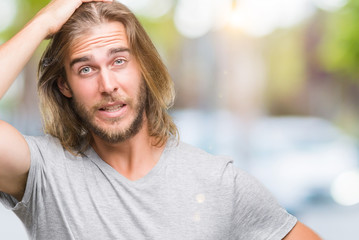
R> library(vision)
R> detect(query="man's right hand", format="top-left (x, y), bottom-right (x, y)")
top-left (0, 0), bottom-right (113, 99)
top-left (36, 0), bottom-right (113, 37)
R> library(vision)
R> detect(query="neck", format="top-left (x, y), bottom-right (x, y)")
top-left (91, 120), bottom-right (165, 181)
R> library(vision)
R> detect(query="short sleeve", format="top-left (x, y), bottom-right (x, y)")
top-left (0, 135), bottom-right (44, 218)
top-left (229, 166), bottom-right (297, 240)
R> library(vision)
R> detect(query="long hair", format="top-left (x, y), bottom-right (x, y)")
top-left (38, 2), bottom-right (178, 154)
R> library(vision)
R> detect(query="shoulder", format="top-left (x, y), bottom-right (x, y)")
top-left (23, 134), bottom-right (73, 163)
top-left (166, 139), bottom-right (238, 182)
top-left (166, 139), bottom-right (274, 190)
top-left (170, 140), bottom-right (232, 165)
top-left (24, 134), bottom-right (62, 149)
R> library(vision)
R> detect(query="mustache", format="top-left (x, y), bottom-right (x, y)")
top-left (93, 93), bottom-right (131, 109)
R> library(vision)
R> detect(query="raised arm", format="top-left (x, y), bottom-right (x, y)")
top-left (0, 0), bottom-right (112, 99)
top-left (0, 0), bottom-right (112, 201)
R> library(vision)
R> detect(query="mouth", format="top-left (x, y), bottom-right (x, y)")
top-left (99, 103), bottom-right (126, 112)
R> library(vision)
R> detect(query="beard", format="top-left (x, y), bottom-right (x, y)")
top-left (71, 82), bottom-right (147, 144)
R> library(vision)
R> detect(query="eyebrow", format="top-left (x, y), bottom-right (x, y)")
top-left (69, 47), bottom-right (131, 68)
top-left (109, 47), bottom-right (131, 56)
top-left (69, 56), bottom-right (91, 68)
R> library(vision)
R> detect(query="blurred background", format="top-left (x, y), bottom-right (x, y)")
top-left (1, 0), bottom-right (359, 239)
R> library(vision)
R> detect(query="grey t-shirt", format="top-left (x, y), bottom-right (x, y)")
top-left (0, 135), bottom-right (296, 239)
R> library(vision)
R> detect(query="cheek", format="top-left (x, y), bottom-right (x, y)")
top-left (119, 66), bottom-right (143, 93)
top-left (126, 64), bottom-right (143, 86)
top-left (65, 67), bottom-right (98, 99)
top-left (70, 79), bottom-right (99, 102)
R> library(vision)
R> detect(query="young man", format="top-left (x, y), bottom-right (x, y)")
top-left (0, 0), bottom-right (321, 239)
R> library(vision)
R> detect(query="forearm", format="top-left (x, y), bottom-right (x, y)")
top-left (0, 0), bottom-right (113, 100)
top-left (0, 14), bottom-right (49, 99)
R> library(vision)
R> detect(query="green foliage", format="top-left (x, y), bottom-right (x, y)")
top-left (0, 0), bottom-right (49, 40)
top-left (138, 15), bottom-right (181, 64)
top-left (319, 0), bottom-right (359, 80)
top-left (262, 26), bottom-right (308, 115)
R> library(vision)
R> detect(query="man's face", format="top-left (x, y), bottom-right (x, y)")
top-left (61, 21), bottom-right (146, 143)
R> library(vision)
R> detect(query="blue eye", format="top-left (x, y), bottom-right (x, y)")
top-left (114, 59), bottom-right (125, 65)
top-left (79, 66), bottom-right (91, 74)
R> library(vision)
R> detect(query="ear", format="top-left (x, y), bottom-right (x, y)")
top-left (57, 77), bottom-right (72, 98)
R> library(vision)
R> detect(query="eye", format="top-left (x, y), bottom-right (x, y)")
top-left (79, 66), bottom-right (92, 75)
top-left (114, 58), bottom-right (126, 65)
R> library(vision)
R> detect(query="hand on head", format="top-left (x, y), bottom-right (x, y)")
top-left (37, 0), bottom-right (113, 37)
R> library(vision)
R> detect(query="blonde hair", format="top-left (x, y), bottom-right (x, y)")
top-left (38, 2), bottom-right (178, 154)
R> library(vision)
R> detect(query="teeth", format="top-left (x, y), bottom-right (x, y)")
top-left (102, 105), bottom-right (124, 112)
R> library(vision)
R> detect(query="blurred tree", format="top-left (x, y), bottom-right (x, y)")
top-left (0, 0), bottom-right (48, 40)
top-left (318, 0), bottom-right (359, 81)
top-left (314, 2), bottom-right (359, 138)
top-left (138, 15), bottom-right (181, 67)
top-left (262, 26), bottom-right (308, 116)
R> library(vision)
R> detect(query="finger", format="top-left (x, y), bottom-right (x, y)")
top-left (82, 0), bottom-right (113, 2)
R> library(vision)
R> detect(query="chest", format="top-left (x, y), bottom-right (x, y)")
top-left (39, 162), bottom-right (233, 239)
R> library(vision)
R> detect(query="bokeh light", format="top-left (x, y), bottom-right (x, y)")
top-left (174, 0), bottom-right (215, 38)
top-left (331, 169), bottom-right (359, 206)
top-left (117, 0), bottom-right (349, 38)
top-left (117, 0), bottom-right (174, 18)
top-left (229, 0), bottom-right (315, 37)
top-left (314, 0), bottom-right (348, 11)
top-left (0, 0), bottom-right (17, 32)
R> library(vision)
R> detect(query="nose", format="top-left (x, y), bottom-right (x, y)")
top-left (98, 69), bottom-right (118, 94)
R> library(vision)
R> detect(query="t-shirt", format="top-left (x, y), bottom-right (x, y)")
top-left (0, 135), bottom-right (297, 240)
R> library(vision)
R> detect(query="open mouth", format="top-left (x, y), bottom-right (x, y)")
top-left (99, 104), bottom-right (126, 112)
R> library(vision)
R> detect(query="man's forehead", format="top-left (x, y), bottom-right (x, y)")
top-left (67, 21), bottom-right (129, 59)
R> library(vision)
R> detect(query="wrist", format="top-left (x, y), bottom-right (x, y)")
top-left (27, 12), bottom-right (53, 40)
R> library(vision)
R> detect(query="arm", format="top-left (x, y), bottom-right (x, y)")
top-left (0, 0), bottom-right (112, 201)
top-left (283, 221), bottom-right (322, 240)
top-left (0, 0), bottom-right (112, 99)
top-left (0, 121), bottom-right (30, 201)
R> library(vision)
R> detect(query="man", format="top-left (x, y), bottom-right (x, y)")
top-left (0, 0), bottom-right (321, 239)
